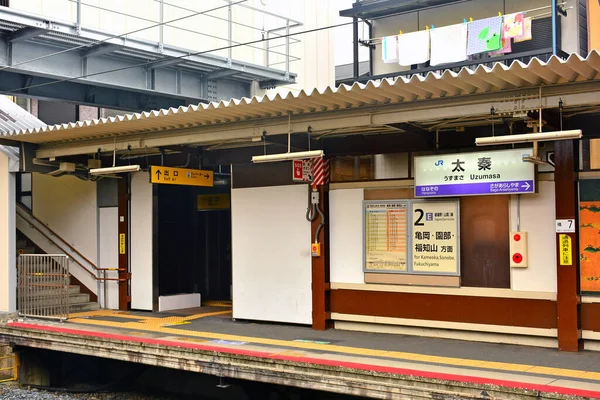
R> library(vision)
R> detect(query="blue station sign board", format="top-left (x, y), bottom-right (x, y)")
top-left (414, 148), bottom-right (535, 198)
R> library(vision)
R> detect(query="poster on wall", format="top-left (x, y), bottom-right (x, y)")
top-left (580, 201), bottom-right (600, 292)
top-left (364, 201), bottom-right (408, 272)
top-left (411, 201), bottom-right (459, 275)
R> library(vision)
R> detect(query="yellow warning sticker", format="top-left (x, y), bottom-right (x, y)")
top-left (560, 234), bottom-right (572, 266)
top-left (119, 233), bottom-right (126, 255)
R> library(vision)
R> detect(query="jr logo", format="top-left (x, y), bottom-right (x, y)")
top-left (434, 160), bottom-right (444, 166)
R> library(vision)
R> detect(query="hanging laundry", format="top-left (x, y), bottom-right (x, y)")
top-left (430, 23), bottom-right (468, 66)
top-left (381, 35), bottom-right (398, 64)
top-left (397, 30), bottom-right (430, 66)
top-left (467, 16), bottom-right (503, 55)
top-left (514, 17), bottom-right (533, 43)
top-left (489, 37), bottom-right (512, 56)
top-left (502, 12), bottom-right (524, 38)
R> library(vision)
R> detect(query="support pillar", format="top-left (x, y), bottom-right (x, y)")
top-left (0, 151), bottom-right (16, 313)
top-left (555, 139), bottom-right (582, 351)
top-left (118, 179), bottom-right (130, 311)
top-left (311, 185), bottom-right (331, 330)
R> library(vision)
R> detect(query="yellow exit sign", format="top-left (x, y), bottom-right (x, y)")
top-left (150, 166), bottom-right (214, 187)
top-left (197, 194), bottom-right (230, 210)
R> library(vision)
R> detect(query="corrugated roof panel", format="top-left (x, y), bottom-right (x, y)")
top-left (3, 51), bottom-right (600, 144)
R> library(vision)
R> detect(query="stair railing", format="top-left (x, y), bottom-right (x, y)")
top-left (16, 203), bottom-right (128, 283)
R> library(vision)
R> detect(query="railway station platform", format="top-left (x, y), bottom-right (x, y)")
top-left (1, 306), bottom-right (600, 399)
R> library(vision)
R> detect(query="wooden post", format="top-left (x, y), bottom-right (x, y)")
top-left (311, 184), bottom-right (331, 330)
top-left (554, 139), bottom-right (582, 351)
top-left (118, 179), bottom-right (130, 311)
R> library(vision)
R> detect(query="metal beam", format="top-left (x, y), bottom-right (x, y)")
top-left (0, 70), bottom-right (204, 112)
top-left (149, 58), bottom-right (183, 69)
top-left (0, 6), bottom-right (297, 84)
top-left (80, 43), bottom-right (122, 58)
top-left (7, 27), bottom-right (49, 43)
top-left (203, 69), bottom-right (238, 80)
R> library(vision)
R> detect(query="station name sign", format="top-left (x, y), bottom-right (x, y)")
top-left (414, 148), bottom-right (535, 198)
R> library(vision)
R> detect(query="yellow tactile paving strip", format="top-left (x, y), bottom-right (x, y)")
top-left (64, 309), bottom-right (600, 382)
top-left (69, 309), bottom-right (232, 327)
top-left (201, 301), bottom-right (232, 308)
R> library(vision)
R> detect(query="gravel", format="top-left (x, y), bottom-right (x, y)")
top-left (0, 383), bottom-right (181, 400)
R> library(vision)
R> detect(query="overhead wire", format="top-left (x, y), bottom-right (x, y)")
top-left (0, 0), bottom-right (247, 73)
top-left (6, 18), bottom-right (361, 94)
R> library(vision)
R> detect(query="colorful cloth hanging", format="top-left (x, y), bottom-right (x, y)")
top-left (467, 16), bottom-right (503, 55)
top-left (514, 17), bottom-right (533, 43)
top-left (503, 12), bottom-right (525, 38)
top-left (430, 23), bottom-right (468, 66)
top-left (381, 35), bottom-right (398, 63)
top-left (397, 30), bottom-right (430, 66)
top-left (489, 37), bottom-right (512, 56)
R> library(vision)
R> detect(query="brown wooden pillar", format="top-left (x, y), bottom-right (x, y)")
top-left (117, 178), bottom-right (131, 311)
top-left (555, 139), bottom-right (582, 351)
top-left (311, 184), bottom-right (332, 330)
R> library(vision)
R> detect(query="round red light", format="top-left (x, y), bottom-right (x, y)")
top-left (514, 234), bottom-right (521, 241)
top-left (512, 253), bottom-right (523, 263)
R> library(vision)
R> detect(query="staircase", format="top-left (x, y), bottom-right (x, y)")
top-left (16, 204), bottom-right (101, 314)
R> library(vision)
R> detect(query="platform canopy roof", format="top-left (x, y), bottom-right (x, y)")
top-left (2, 51), bottom-right (600, 150)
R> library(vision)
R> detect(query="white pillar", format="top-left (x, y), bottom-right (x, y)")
top-left (0, 151), bottom-right (16, 313)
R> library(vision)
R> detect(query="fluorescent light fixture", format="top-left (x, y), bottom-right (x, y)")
top-left (90, 165), bottom-right (141, 175)
top-left (252, 150), bottom-right (324, 163)
top-left (475, 130), bottom-right (582, 146)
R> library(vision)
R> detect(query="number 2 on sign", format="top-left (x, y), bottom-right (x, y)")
top-left (414, 208), bottom-right (424, 226)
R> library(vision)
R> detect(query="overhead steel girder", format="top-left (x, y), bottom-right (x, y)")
top-left (8, 27), bottom-right (49, 43)
top-left (80, 43), bottom-right (122, 58)
top-left (0, 6), bottom-right (296, 85)
top-left (0, 70), bottom-right (202, 111)
top-left (204, 69), bottom-right (239, 80)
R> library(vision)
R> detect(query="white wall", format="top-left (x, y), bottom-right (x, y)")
top-left (509, 181), bottom-right (557, 293)
top-left (32, 174), bottom-right (98, 265)
top-left (231, 184), bottom-right (312, 324)
top-left (131, 172), bottom-right (154, 311)
top-left (330, 183), bottom-right (557, 293)
top-left (330, 188), bottom-right (364, 284)
top-left (0, 153), bottom-right (16, 313)
top-left (99, 207), bottom-right (119, 309)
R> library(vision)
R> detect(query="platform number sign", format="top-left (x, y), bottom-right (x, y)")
top-left (411, 201), bottom-right (459, 275)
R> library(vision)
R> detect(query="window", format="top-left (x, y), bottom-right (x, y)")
top-left (0, 1), bottom-right (9, 7)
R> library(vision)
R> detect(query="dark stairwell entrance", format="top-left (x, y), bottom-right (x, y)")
top-left (155, 181), bottom-right (232, 305)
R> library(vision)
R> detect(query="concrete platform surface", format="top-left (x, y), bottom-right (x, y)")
top-left (1, 307), bottom-right (600, 399)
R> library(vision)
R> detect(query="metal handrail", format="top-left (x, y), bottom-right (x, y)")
top-left (16, 203), bottom-right (127, 282)
top-left (336, 48), bottom-right (563, 85)
top-left (68, 0), bottom-right (298, 61)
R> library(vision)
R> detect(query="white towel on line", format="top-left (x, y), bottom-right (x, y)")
top-left (397, 30), bottom-right (430, 66)
top-left (381, 35), bottom-right (398, 64)
top-left (430, 23), bottom-right (468, 66)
